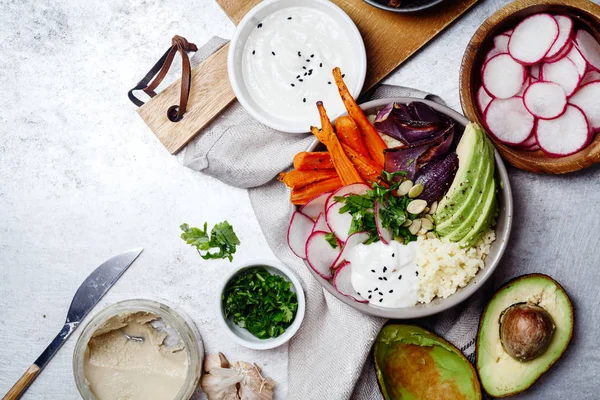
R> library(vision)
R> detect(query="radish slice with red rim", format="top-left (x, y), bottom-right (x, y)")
top-left (581, 70), bottom-right (600, 86)
top-left (305, 231), bottom-right (341, 279)
top-left (477, 86), bottom-right (493, 112)
top-left (482, 53), bottom-right (527, 99)
top-left (516, 77), bottom-right (531, 97)
top-left (375, 201), bottom-right (393, 244)
top-left (544, 39), bottom-right (573, 63)
top-left (516, 134), bottom-right (538, 149)
top-left (484, 47), bottom-right (503, 62)
top-left (523, 81), bottom-right (567, 120)
top-left (541, 57), bottom-right (581, 96)
top-left (570, 81), bottom-right (600, 131)
top-left (508, 13), bottom-right (559, 65)
top-left (312, 212), bottom-right (331, 233)
top-left (567, 44), bottom-right (588, 77)
top-left (326, 202), bottom-right (353, 242)
top-left (544, 15), bottom-right (574, 60)
top-left (575, 30), bottom-right (600, 72)
top-left (287, 211), bottom-right (315, 259)
top-left (335, 231), bottom-right (370, 268)
top-left (325, 183), bottom-right (370, 212)
top-left (536, 104), bottom-right (591, 157)
top-left (333, 262), bottom-right (368, 303)
top-left (484, 97), bottom-right (535, 145)
top-left (494, 34), bottom-right (510, 53)
top-left (530, 64), bottom-right (541, 79)
top-left (300, 192), bottom-right (331, 220)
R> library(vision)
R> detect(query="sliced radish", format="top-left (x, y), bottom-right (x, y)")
top-left (536, 105), bottom-right (591, 157)
top-left (516, 78), bottom-right (531, 97)
top-left (567, 45), bottom-right (587, 77)
top-left (494, 34), bottom-right (510, 53)
top-left (484, 97), bottom-right (535, 145)
top-left (305, 231), bottom-right (341, 279)
top-left (508, 14), bottom-right (559, 65)
top-left (325, 183), bottom-right (370, 212)
top-left (541, 57), bottom-right (581, 96)
top-left (287, 211), bottom-right (314, 259)
top-left (504, 29), bottom-right (514, 36)
top-left (516, 134), bottom-right (538, 149)
top-left (545, 39), bottom-right (573, 63)
top-left (477, 85), bottom-right (493, 112)
top-left (326, 202), bottom-right (353, 242)
top-left (333, 262), bottom-right (368, 303)
top-left (375, 201), bottom-right (392, 244)
top-left (530, 64), bottom-right (541, 79)
top-left (312, 213), bottom-right (331, 233)
top-left (482, 53), bottom-right (527, 99)
top-left (523, 143), bottom-right (541, 152)
top-left (575, 30), bottom-right (600, 72)
top-left (570, 81), bottom-right (600, 131)
top-left (300, 192), bottom-right (330, 220)
top-left (544, 15), bottom-right (574, 60)
top-left (484, 46), bottom-right (503, 62)
top-left (581, 70), bottom-right (600, 86)
top-left (523, 81), bottom-right (567, 119)
top-left (334, 231), bottom-right (370, 268)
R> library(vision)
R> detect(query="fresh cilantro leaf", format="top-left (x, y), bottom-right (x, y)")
top-left (324, 232), bottom-right (338, 249)
top-left (180, 221), bottom-right (240, 262)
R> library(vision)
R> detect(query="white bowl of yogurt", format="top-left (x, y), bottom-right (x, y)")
top-left (228, 0), bottom-right (367, 133)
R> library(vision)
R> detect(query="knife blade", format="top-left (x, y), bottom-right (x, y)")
top-left (2, 248), bottom-right (143, 400)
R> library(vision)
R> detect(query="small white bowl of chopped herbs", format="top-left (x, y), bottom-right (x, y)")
top-left (217, 259), bottom-right (306, 350)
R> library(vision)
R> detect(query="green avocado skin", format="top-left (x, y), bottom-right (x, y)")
top-left (434, 123), bottom-right (496, 246)
top-left (374, 325), bottom-right (482, 400)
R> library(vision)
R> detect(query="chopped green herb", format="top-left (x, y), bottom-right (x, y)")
top-left (180, 221), bottom-right (240, 262)
top-left (325, 232), bottom-right (338, 248)
top-left (223, 267), bottom-right (298, 339)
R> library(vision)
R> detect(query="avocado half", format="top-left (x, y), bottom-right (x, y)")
top-left (374, 324), bottom-right (482, 400)
top-left (476, 274), bottom-right (574, 397)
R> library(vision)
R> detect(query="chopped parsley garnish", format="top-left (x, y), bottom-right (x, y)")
top-left (223, 267), bottom-right (298, 339)
top-left (180, 221), bottom-right (240, 262)
top-left (324, 232), bottom-right (338, 248)
top-left (334, 171), bottom-right (417, 244)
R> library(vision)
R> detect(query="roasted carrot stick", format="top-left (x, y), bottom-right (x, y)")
top-left (332, 67), bottom-right (387, 167)
top-left (335, 116), bottom-right (371, 159)
top-left (312, 102), bottom-right (364, 186)
top-left (278, 169), bottom-right (339, 190)
top-left (341, 143), bottom-right (383, 185)
top-left (293, 152), bottom-right (335, 171)
top-left (290, 177), bottom-right (343, 205)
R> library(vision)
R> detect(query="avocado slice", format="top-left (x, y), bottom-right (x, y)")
top-left (375, 324), bottom-right (482, 400)
top-left (476, 274), bottom-right (574, 398)
top-left (434, 123), bottom-right (497, 246)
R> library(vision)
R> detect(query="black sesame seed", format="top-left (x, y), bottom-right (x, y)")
top-left (308, 71), bottom-right (312, 76)
top-left (371, 269), bottom-right (375, 273)
top-left (306, 59), bottom-right (310, 62)
top-left (379, 298), bottom-right (383, 303)
top-left (398, 275), bottom-right (402, 280)
top-left (296, 75), bottom-right (301, 79)
top-left (288, 16), bottom-right (292, 20)
top-left (416, 271), bottom-right (419, 276)
top-left (320, 63), bottom-right (323, 67)
top-left (368, 290), bottom-right (372, 293)
top-left (383, 277), bottom-right (388, 281)
top-left (272, 51), bottom-right (276, 56)
top-left (383, 266), bottom-right (387, 273)
top-left (311, 54), bottom-right (314, 57)
top-left (357, 292), bottom-right (361, 296)
top-left (291, 83), bottom-right (295, 87)
top-left (257, 23), bottom-right (263, 28)
top-left (328, 81), bottom-right (331, 84)
top-left (368, 295), bottom-right (372, 299)
top-left (392, 253), bottom-right (395, 257)
top-left (378, 292), bottom-right (383, 296)
top-left (298, 51), bottom-right (301, 57)
top-left (303, 66), bottom-right (307, 70)
top-left (303, 98), bottom-right (306, 103)
top-left (252, 50), bottom-right (256, 55)
top-left (374, 287), bottom-right (378, 291)
top-left (304, 72), bottom-right (307, 76)
top-left (389, 290), bottom-right (394, 293)
top-left (378, 277), bottom-right (383, 281)
top-left (299, 79), bottom-right (303, 82)
top-left (342, 73), bottom-right (346, 78)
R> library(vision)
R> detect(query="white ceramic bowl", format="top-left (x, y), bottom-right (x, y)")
top-left (217, 259), bottom-right (306, 350)
top-left (227, 0), bottom-right (367, 133)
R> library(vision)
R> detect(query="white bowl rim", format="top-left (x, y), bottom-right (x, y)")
top-left (227, 0), bottom-right (367, 133)
top-left (301, 97), bottom-right (513, 319)
top-left (217, 258), bottom-right (306, 350)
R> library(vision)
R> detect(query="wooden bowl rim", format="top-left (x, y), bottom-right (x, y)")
top-left (459, 0), bottom-right (600, 174)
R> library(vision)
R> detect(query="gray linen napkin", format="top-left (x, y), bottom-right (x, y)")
top-left (183, 37), bottom-right (481, 399)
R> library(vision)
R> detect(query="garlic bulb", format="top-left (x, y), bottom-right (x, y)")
top-left (201, 353), bottom-right (275, 400)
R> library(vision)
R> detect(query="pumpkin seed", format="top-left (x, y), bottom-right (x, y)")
top-left (397, 180), bottom-right (413, 196)
top-left (367, 114), bottom-right (377, 125)
top-left (428, 201), bottom-right (438, 214)
top-left (402, 219), bottom-right (412, 227)
top-left (408, 218), bottom-right (421, 235)
top-left (407, 199), bottom-right (427, 215)
top-left (426, 232), bottom-right (437, 240)
top-left (425, 214), bottom-right (434, 223)
top-left (418, 227), bottom-right (428, 236)
top-left (408, 183), bottom-right (424, 198)
top-left (421, 218), bottom-right (434, 231)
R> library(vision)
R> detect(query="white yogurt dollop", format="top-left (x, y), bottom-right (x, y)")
top-left (241, 6), bottom-right (359, 125)
top-left (347, 241), bottom-right (420, 308)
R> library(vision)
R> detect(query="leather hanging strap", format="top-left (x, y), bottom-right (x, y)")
top-left (128, 35), bottom-right (198, 122)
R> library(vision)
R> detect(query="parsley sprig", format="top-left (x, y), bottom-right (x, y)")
top-left (223, 267), bottom-right (298, 339)
top-left (180, 221), bottom-right (240, 262)
top-left (334, 171), bottom-right (417, 244)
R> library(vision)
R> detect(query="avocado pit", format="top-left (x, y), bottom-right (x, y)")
top-left (499, 302), bottom-right (555, 362)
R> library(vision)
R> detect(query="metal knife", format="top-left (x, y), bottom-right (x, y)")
top-left (2, 248), bottom-right (144, 400)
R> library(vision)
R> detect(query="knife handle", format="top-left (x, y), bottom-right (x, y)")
top-left (3, 364), bottom-right (40, 400)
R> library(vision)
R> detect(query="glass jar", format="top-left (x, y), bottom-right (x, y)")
top-left (73, 299), bottom-right (203, 400)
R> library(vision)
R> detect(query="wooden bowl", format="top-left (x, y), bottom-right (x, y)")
top-left (459, 0), bottom-right (600, 174)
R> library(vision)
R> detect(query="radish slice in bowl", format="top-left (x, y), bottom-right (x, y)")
top-left (300, 192), bottom-right (331, 220)
top-left (581, 70), bottom-right (600, 86)
top-left (544, 15), bottom-right (574, 60)
top-left (477, 86), bottom-right (493, 111)
top-left (567, 44), bottom-right (588, 77)
top-left (335, 231), bottom-right (370, 268)
top-left (541, 57), bottom-right (581, 96)
top-left (312, 212), bottom-right (331, 233)
top-left (326, 202), bottom-right (353, 242)
top-left (333, 262), bottom-right (368, 303)
top-left (305, 231), bottom-right (341, 279)
top-left (530, 64), bottom-right (540, 79)
top-left (570, 81), bottom-right (600, 132)
top-left (482, 53), bottom-right (527, 99)
top-left (484, 46), bottom-right (503, 62)
top-left (516, 134), bottom-right (538, 150)
top-left (508, 13), bottom-right (559, 65)
top-left (523, 81), bottom-right (567, 120)
top-left (325, 183), bottom-right (370, 212)
top-left (575, 30), bottom-right (600, 72)
top-left (494, 34), bottom-right (510, 53)
top-left (287, 211), bottom-right (315, 259)
top-left (536, 105), bottom-right (591, 157)
top-left (484, 97), bottom-right (535, 145)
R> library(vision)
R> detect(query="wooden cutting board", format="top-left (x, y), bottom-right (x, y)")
top-left (138, 0), bottom-right (479, 154)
